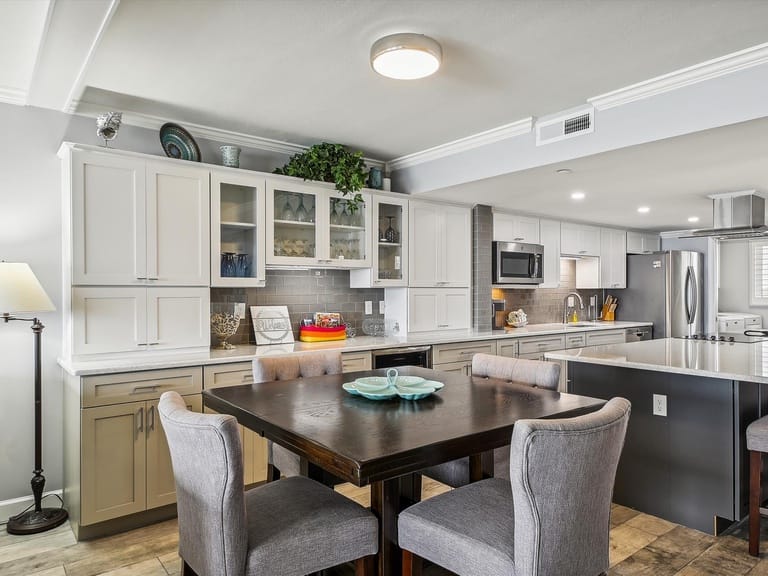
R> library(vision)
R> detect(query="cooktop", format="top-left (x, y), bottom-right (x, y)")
top-left (682, 332), bottom-right (768, 343)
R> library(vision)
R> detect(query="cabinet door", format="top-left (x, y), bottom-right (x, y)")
top-left (266, 180), bottom-right (324, 266)
top-left (211, 171), bottom-right (267, 287)
top-left (497, 340), bottom-right (519, 358)
top-left (342, 351), bottom-right (372, 372)
top-left (627, 231), bottom-right (660, 254)
top-left (72, 287), bottom-right (147, 355)
top-left (146, 287), bottom-right (210, 350)
top-left (600, 228), bottom-right (627, 288)
top-left (146, 163), bottom-right (210, 285)
top-left (409, 202), bottom-right (440, 286)
top-left (81, 401), bottom-right (147, 525)
top-left (326, 190), bottom-right (372, 268)
top-left (441, 205), bottom-right (472, 287)
top-left (408, 289), bottom-right (440, 332)
top-left (561, 223), bottom-right (600, 256)
top-left (439, 289), bottom-right (471, 330)
top-left (146, 394), bottom-right (202, 509)
top-left (539, 219), bottom-right (561, 288)
top-left (71, 150), bottom-right (146, 285)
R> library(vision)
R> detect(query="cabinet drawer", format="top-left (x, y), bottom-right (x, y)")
top-left (518, 335), bottom-right (566, 355)
top-left (341, 351), bottom-right (372, 373)
top-left (496, 339), bottom-right (519, 358)
top-left (433, 360), bottom-right (471, 375)
top-left (432, 340), bottom-right (497, 365)
top-left (203, 362), bottom-right (255, 389)
top-left (565, 333), bottom-right (586, 349)
top-left (82, 367), bottom-right (202, 408)
top-left (585, 330), bottom-right (625, 346)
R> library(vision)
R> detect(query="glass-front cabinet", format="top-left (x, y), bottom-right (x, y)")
top-left (210, 171), bottom-right (266, 287)
top-left (350, 195), bottom-right (408, 287)
top-left (266, 179), bottom-right (371, 268)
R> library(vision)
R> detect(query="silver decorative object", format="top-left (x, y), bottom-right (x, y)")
top-left (96, 112), bottom-right (122, 147)
top-left (220, 145), bottom-right (241, 168)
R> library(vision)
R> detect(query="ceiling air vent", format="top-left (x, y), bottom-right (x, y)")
top-left (536, 107), bottom-right (595, 145)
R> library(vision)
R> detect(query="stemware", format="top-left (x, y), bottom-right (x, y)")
top-left (330, 199), bottom-right (341, 225)
top-left (385, 217), bottom-right (397, 243)
top-left (295, 195), bottom-right (308, 222)
top-left (280, 194), bottom-right (295, 221)
top-left (340, 202), bottom-right (351, 226)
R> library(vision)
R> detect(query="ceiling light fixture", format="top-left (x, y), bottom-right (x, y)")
top-left (571, 191), bottom-right (585, 200)
top-left (637, 206), bottom-right (650, 213)
top-left (371, 33), bottom-right (442, 80)
top-left (688, 216), bottom-right (700, 223)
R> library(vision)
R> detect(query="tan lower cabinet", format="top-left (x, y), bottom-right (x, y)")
top-left (341, 351), bottom-right (372, 372)
top-left (203, 362), bottom-right (267, 485)
top-left (432, 340), bottom-right (497, 376)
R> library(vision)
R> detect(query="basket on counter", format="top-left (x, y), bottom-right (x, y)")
top-left (299, 324), bottom-right (347, 342)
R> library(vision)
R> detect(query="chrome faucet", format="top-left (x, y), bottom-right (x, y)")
top-left (563, 292), bottom-right (585, 323)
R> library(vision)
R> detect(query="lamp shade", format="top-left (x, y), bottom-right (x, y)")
top-left (371, 33), bottom-right (442, 80)
top-left (0, 263), bottom-right (55, 314)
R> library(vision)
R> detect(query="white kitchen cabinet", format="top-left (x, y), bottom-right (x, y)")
top-left (600, 228), bottom-right (627, 288)
top-left (266, 179), bottom-right (372, 268)
top-left (493, 212), bottom-right (540, 244)
top-left (211, 170), bottom-right (266, 287)
top-left (67, 147), bottom-right (210, 286)
top-left (626, 231), bottom-right (661, 254)
top-left (560, 222), bottom-right (601, 256)
top-left (409, 201), bottom-right (471, 287)
top-left (539, 219), bottom-right (561, 288)
top-left (72, 287), bottom-right (209, 356)
top-left (350, 195), bottom-right (408, 287)
top-left (407, 288), bottom-right (470, 332)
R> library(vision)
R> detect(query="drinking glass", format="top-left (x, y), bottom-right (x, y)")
top-left (280, 194), bottom-right (294, 221)
top-left (221, 252), bottom-right (236, 277)
top-left (295, 195), bottom-right (308, 222)
top-left (340, 202), bottom-right (351, 226)
top-left (235, 253), bottom-right (250, 277)
top-left (330, 199), bottom-right (341, 225)
top-left (385, 217), bottom-right (397, 243)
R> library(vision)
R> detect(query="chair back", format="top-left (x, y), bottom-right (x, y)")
top-left (472, 353), bottom-right (560, 390)
top-left (158, 391), bottom-right (247, 576)
top-left (252, 351), bottom-right (342, 383)
top-left (509, 397), bottom-right (630, 576)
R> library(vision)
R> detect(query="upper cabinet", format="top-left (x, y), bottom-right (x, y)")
top-left (539, 219), bottom-right (561, 288)
top-left (626, 231), bottom-right (661, 254)
top-left (600, 228), bottom-right (627, 289)
top-left (349, 195), bottom-right (408, 288)
top-left (68, 148), bottom-right (210, 286)
top-left (265, 179), bottom-right (372, 268)
top-left (560, 222), bottom-right (601, 256)
top-left (211, 170), bottom-right (266, 287)
top-left (409, 201), bottom-right (471, 287)
top-left (493, 212), bottom-right (540, 244)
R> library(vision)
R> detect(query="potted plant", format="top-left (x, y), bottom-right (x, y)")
top-left (273, 142), bottom-right (367, 212)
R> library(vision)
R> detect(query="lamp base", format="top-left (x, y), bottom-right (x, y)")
top-left (7, 507), bottom-right (68, 535)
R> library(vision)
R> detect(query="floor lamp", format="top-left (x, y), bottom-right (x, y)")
top-left (0, 262), bottom-right (68, 534)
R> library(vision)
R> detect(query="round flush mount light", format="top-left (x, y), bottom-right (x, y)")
top-left (688, 216), bottom-right (700, 223)
top-left (637, 206), bottom-right (650, 213)
top-left (371, 33), bottom-right (442, 80)
top-left (571, 191), bottom-right (585, 200)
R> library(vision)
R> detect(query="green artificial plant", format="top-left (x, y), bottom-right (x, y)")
top-left (273, 142), bottom-right (367, 212)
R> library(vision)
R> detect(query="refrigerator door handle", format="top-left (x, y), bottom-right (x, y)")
top-left (689, 265), bottom-right (698, 326)
top-left (684, 265), bottom-right (697, 325)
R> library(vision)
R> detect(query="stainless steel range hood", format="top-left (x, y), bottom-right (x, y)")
top-left (685, 191), bottom-right (768, 239)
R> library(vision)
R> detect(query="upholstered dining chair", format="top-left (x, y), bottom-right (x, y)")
top-left (158, 391), bottom-right (377, 576)
top-left (252, 351), bottom-right (343, 482)
top-left (399, 397), bottom-right (631, 576)
top-left (423, 353), bottom-right (561, 487)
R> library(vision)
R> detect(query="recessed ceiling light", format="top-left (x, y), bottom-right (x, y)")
top-left (556, 168), bottom-right (572, 175)
top-left (637, 206), bottom-right (650, 213)
top-left (688, 216), bottom-right (700, 223)
top-left (371, 33), bottom-right (442, 80)
top-left (570, 191), bottom-right (585, 200)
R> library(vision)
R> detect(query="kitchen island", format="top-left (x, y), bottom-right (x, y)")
top-left (546, 338), bottom-right (768, 534)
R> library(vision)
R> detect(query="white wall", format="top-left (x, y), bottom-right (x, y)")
top-left (718, 240), bottom-right (768, 324)
top-left (0, 102), bottom-right (290, 508)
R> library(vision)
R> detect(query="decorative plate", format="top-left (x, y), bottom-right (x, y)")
top-left (159, 123), bottom-right (201, 162)
top-left (343, 382), bottom-right (397, 400)
top-left (396, 385), bottom-right (437, 400)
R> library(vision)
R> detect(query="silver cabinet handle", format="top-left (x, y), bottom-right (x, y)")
top-left (131, 385), bottom-right (159, 395)
top-left (459, 351), bottom-right (476, 356)
top-left (147, 277), bottom-right (159, 281)
top-left (242, 374), bottom-right (254, 382)
top-left (579, 250), bottom-right (587, 254)
top-left (514, 237), bottom-right (524, 241)
top-left (136, 276), bottom-right (147, 280)
top-left (148, 342), bottom-right (160, 346)
top-left (137, 343), bottom-right (149, 347)
top-left (147, 405), bottom-right (155, 432)
top-left (437, 324), bottom-right (450, 328)
top-left (136, 407), bottom-right (144, 438)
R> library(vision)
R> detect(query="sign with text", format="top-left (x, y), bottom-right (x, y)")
top-left (250, 305), bottom-right (294, 345)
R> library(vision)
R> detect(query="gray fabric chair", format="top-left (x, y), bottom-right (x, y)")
top-left (399, 397), bottom-right (631, 576)
top-left (252, 352), bottom-right (343, 481)
top-left (424, 353), bottom-right (561, 487)
top-left (158, 391), bottom-right (377, 576)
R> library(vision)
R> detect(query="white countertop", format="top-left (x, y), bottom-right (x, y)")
top-left (545, 338), bottom-right (768, 384)
top-left (59, 320), bottom-right (651, 376)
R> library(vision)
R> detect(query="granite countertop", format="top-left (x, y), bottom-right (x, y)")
top-left (545, 338), bottom-right (768, 384)
top-left (59, 320), bottom-right (651, 376)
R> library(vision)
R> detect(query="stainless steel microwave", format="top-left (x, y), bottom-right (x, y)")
top-left (492, 241), bottom-right (544, 284)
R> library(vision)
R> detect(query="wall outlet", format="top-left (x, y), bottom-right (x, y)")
top-left (652, 394), bottom-right (667, 417)
top-left (234, 303), bottom-right (246, 319)
top-left (364, 301), bottom-right (372, 315)
top-left (379, 300), bottom-right (385, 314)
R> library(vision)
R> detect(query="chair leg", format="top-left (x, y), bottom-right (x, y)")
top-left (402, 549), bottom-right (422, 576)
top-left (750, 450), bottom-right (762, 557)
top-left (354, 555), bottom-right (375, 576)
top-left (181, 560), bottom-right (198, 576)
top-left (266, 463), bottom-right (281, 483)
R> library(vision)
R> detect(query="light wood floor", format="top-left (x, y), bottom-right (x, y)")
top-left (3, 478), bottom-right (768, 576)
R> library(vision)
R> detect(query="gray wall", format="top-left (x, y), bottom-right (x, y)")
top-left (0, 102), bottom-right (293, 504)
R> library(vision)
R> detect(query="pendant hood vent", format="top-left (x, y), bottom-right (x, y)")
top-left (685, 191), bottom-right (768, 239)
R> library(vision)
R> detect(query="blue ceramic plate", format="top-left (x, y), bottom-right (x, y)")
top-left (393, 375), bottom-right (426, 387)
top-left (396, 385), bottom-right (437, 400)
top-left (343, 382), bottom-right (397, 400)
top-left (354, 376), bottom-right (391, 392)
top-left (342, 382), bottom-right (361, 396)
top-left (160, 123), bottom-right (201, 162)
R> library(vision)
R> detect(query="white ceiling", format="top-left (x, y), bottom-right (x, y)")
top-left (3, 0), bottom-right (768, 231)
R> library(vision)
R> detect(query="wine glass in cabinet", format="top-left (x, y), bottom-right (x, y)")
top-left (210, 171), bottom-right (266, 287)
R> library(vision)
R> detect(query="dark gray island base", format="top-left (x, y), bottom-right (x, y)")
top-left (568, 362), bottom-right (764, 534)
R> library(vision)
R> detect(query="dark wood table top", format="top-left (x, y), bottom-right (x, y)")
top-left (203, 366), bottom-right (605, 486)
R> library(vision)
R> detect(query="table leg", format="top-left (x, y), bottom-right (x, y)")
top-left (371, 474), bottom-right (419, 576)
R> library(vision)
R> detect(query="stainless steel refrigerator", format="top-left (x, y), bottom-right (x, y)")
top-left (619, 251), bottom-right (704, 338)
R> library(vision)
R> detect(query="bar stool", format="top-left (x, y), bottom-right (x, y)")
top-left (747, 415), bottom-right (768, 556)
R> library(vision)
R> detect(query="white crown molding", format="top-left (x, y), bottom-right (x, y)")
top-left (589, 41), bottom-right (768, 111)
top-left (72, 104), bottom-right (386, 168)
top-left (0, 86), bottom-right (27, 106)
top-left (387, 117), bottom-right (533, 172)
top-left (25, 0), bottom-right (56, 106)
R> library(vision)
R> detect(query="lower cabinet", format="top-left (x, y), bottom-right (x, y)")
top-left (517, 334), bottom-right (566, 360)
top-left (585, 329), bottom-right (625, 346)
top-left (203, 362), bottom-right (267, 486)
top-left (432, 340), bottom-right (497, 376)
top-left (341, 351), bottom-right (372, 372)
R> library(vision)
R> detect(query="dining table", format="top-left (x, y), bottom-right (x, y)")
top-left (202, 365), bottom-right (605, 575)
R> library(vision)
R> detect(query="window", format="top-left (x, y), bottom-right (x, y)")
top-left (749, 240), bottom-right (768, 306)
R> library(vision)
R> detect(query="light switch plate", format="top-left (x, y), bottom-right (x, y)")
top-left (365, 301), bottom-right (372, 315)
top-left (379, 300), bottom-right (385, 314)
top-left (234, 303), bottom-right (246, 318)
top-left (653, 394), bottom-right (667, 417)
